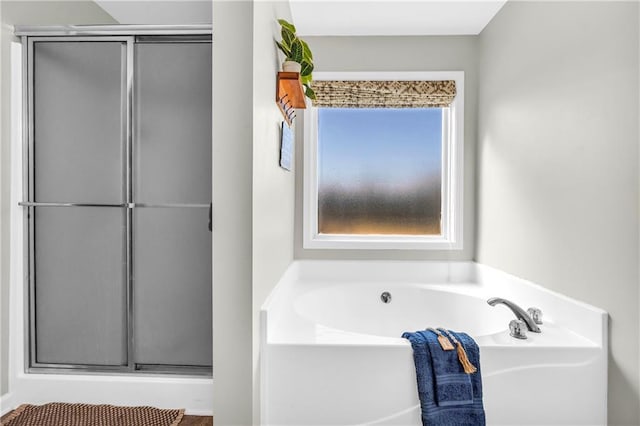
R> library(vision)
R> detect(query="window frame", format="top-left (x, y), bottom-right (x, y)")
top-left (303, 71), bottom-right (464, 250)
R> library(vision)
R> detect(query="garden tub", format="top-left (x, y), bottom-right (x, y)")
top-left (261, 260), bottom-right (607, 425)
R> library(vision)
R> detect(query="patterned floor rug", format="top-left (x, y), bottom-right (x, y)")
top-left (1, 402), bottom-right (185, 426)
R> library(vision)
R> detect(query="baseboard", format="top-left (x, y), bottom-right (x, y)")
top-left (10, 374), bottom-right (212, 415)
top-left (184, 409), bottom-right (214, 416)
top-left (1, 392), bottom-right (17, 416)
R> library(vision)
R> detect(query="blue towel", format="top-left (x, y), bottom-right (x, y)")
top-left (435, 373), bottom-right (473, 406)
top-left (402, 329), bottom-right (485, 425)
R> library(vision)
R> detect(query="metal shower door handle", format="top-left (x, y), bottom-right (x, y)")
top-left (208, 202), bottom-right (212, 231)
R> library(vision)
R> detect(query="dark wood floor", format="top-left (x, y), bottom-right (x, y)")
top-left (178, 415), bottom-right (213, 426)
top-left (0, 410), bottom-right (213, 425)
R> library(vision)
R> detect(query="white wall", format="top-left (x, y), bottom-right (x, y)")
top-left (212, 1), bottom-right (253, 424)
top-left (294, 35), bottom-right (478, 261)
top-left (0, 0), bottom-right (116, 400)
top-left (477, 2), bottom-right (639, 424)
top-left (95, 0), bottom-right (211, 25)
top-left (251, 1), bottom-right (294, 425)
top-left (0, 15), bottom-right (12, 403)
top-left (213, 3), bottom-right (296, 424)
top-left (0, 14), bottom-right (11, 406)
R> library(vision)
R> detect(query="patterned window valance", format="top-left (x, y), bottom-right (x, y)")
top-left (311, 80), bottom-right (456, 108)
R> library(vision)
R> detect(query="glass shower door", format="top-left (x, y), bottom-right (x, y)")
top-left (132, 41), bottom-right (212, 369)
top-left (26, 35), bottom-right (212, 374)
top-left (30, 40), bottom-right (128, 367)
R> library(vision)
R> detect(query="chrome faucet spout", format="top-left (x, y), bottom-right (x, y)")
top-left (487, 297), bottom-right (541, 333)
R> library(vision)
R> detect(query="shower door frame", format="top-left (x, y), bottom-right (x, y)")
top-left (18, 25), bottom-right (213, 376)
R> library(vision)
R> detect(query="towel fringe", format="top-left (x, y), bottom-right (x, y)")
top-left (455, 342), bottom-right (477, 374)
top-left (437, 328), bottom-right (478, 374)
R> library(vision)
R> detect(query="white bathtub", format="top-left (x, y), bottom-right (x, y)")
top-left (261, 260), bottom-right (607, 425)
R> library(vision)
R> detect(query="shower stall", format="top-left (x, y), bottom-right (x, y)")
top-left (16, 25), bottom-right (212, 380)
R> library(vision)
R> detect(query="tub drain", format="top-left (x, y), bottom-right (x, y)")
top-left (380, 291), bottom-right (392, 304)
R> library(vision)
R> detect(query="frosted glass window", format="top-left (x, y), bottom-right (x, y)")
top-left (317, 108), bottom-right (442, 235)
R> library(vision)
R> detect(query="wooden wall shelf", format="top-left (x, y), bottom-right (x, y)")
top-left (276, 72), bottom-right (306, 126)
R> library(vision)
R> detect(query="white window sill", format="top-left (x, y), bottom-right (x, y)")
top-left (304, 234), bottom-right (463, 250)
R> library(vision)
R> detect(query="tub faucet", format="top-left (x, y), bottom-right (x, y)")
top-left (487, 297), bottom-right (541, 333)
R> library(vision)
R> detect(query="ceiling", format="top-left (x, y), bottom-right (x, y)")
top-left (94, 0), bottom-right (211, 25)
top-left (93, 0), bottom-right (505, 36)
top-left (289, 0), bottom-right (508, 36)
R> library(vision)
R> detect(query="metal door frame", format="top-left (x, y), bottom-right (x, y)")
top-left (19, 26), bottom-right (212, 376)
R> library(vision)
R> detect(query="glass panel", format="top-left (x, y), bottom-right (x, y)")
top-left (34, 207), bottom-right (127, 366)
top-left (33, 41), bottom-right (124, 204)
top-left (134, 42), bottom-right (212, 204)
top-left (318, 108), bottom-right (443, 235)
top-left (133, 207), bottom-right (212, 367)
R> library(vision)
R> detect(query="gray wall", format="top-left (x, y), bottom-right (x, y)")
top-left (0, 0), bottom-right (116, 399)
top-left (294, 36), bottom-right (478, 261)
top-left (251, 1), bottom-right (294, 424)
top-left (212, 2), bottom-right (253, 424)
top-left (214, 2), bottom-right (296, 424)
top-left (477, 2), bottom-right (639, 424)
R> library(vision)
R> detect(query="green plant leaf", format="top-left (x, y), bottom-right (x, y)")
top-left (275, 40), bottom-right (291, 58)
top-left (300, 39), bottom-right (313, 61)
top-left (300, 61), bottom-right (314, 77)
top-left (300, 73), bottom-right (312, 85)
top-left (304, 85), bottom-right (316, 100)
top-left (278, 19), bottom-right (296, 34)
top-left (281, 27), bottom-right (295, 50)
top-left (289, 39), bottom-right (304, 63)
